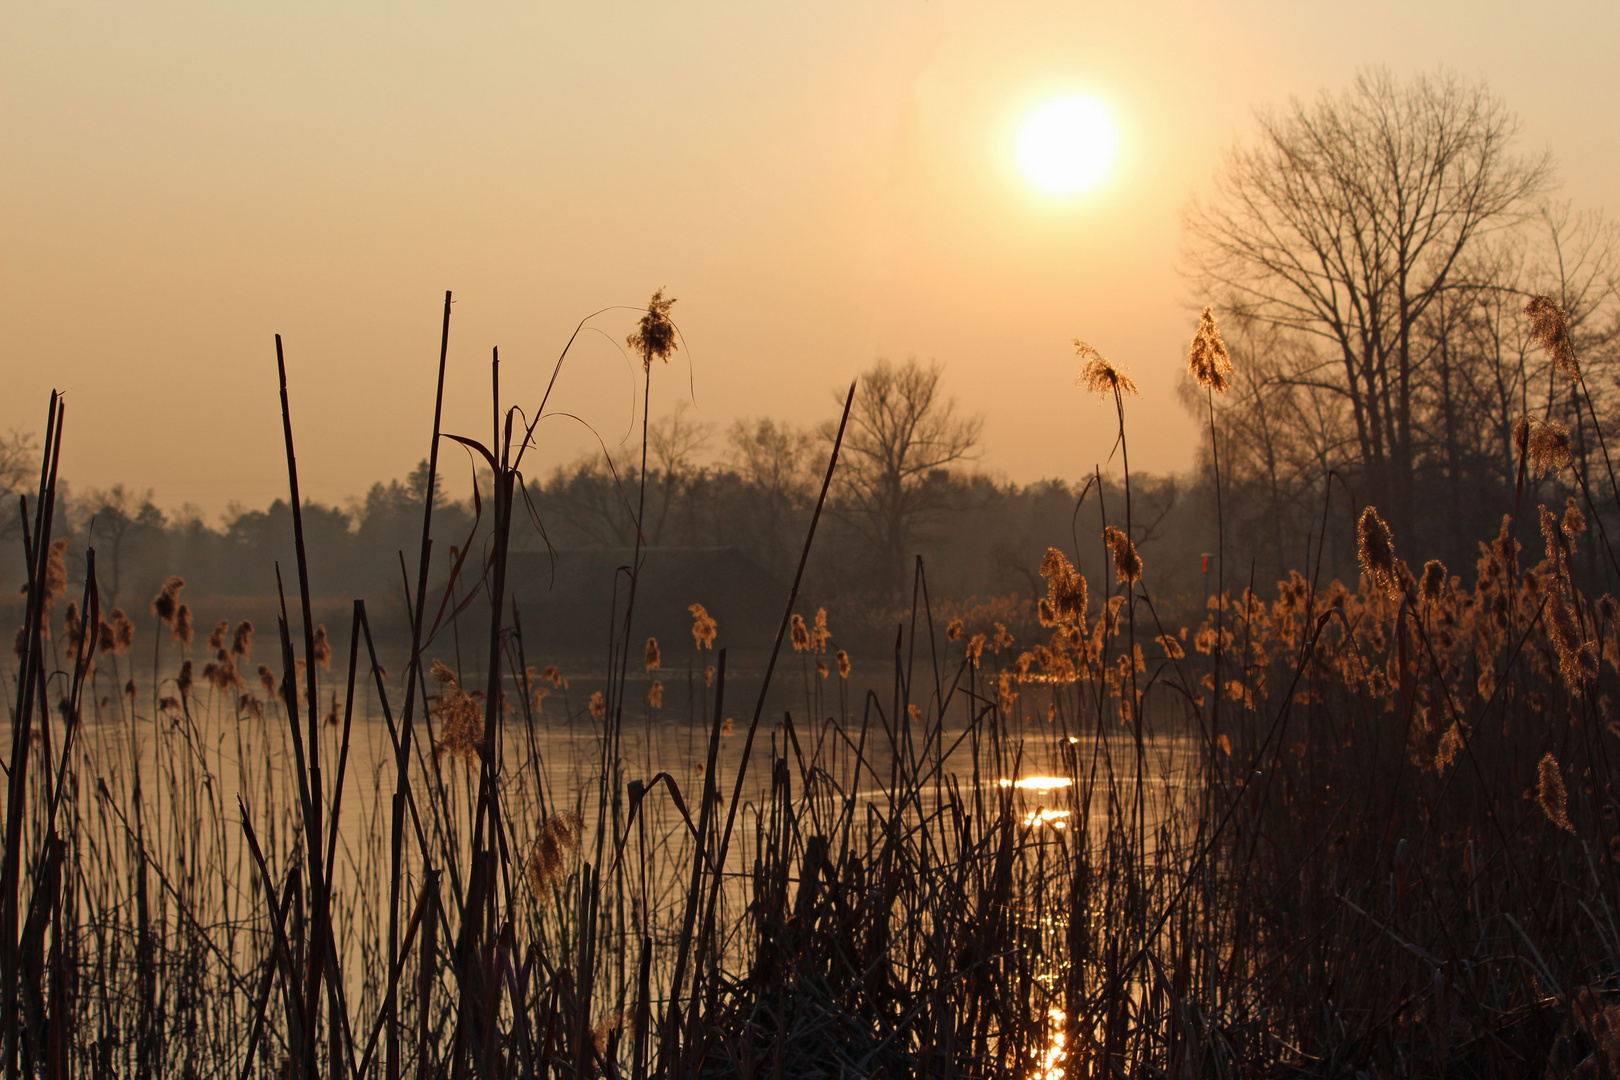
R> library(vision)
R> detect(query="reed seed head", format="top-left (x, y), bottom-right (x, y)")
top-left (1512, 415), bottom-right (1531, 460)
top-left (644, 637), bottom-right (660, 671)
top-left (431, 679), bottom-right (485, 764)
top-left (526, 810), bottom-right (583, 900)
top-left (1522, 416), bottom-right (1573, 477)
top-left (177, 659), bottom-right (194, 698)
top-left (1546, 587), bottom-right (1592, 694)
top-left (627, 290), bottom-right (678, 371)
top-left (1040, 547), bottom-right (1089, 624)
top-left (1537, 751), bottom-right (1575, 832)
top-left (1420, 560), bottom-right (1447, 605)
top-left (588, 691), bottom-right (606, 718)
top-left (1074, 341), bottom-right (1139, 399)
top-left (1525, 296), bottom-right (1579, 378)
top-left (208, 619), bottom-right (228, 650)
top-left (42, 538), bottom-right (68, 614)
top-left (1188, 307), bottom-right (1234, 393)
top-left (647, 680), bottom-right (663, 708)
top-left (1493, 515), bottom-right (1520, 579)
top-left (946, 617), bottom-right (964, 641)
top-left (1357, 506), bottom-right (1399, 599)
top-left (63, 602), bottom-right (81, 651)
top-left (689, 603), bottom-right (718, 650)
top-left (110, 610), bottom-right (134, 653)
top-left (1540, 504), bottom-right (1567, 574)
top-left (312, 625), bottom-right (331, 670)
top-left (1156, 634), bottom-right (1185, 660)
top-left (231, 620), bottom-right (253, 660)
top-left (1564, 496), bottom-right (1586, 539)
top-left (811, 608), bottom-right (831, 652)
top-left (790, 613), bottom-right (810, 652)
top-left (173, 603), bottom-right (193, 648)
top-left (150, 576), bottom-right (184, 627)
top-left (1103, 528), bottom-right (1142, 586)
top-left (836, 649), bottom-right (851, 678)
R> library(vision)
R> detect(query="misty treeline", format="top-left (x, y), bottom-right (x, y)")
top-left (0, 380), bottom-right (1210, 656)
top-left (6, 67), bottom-right (1618, 656)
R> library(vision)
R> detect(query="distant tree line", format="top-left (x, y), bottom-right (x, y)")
top-left (0, 362), bottom-right (1213, 657)
top-left (5, 69), bottom-right (1614, 653)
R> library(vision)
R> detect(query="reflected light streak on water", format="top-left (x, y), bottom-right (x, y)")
top-left (998, 776), bottom-right (1073, 792)
top-left (1021, 808), bottom-right (1071, 829)
top-left (1036, 1008), bottom-right (1068, 1080)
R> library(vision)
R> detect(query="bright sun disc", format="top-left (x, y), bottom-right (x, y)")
top-left (1016, 94), bottom-right (1118, 196)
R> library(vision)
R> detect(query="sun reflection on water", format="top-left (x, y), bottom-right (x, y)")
top-left (1021, 808), bottom-right (1071, 829)
top-left (999, 776), bottom-right (1073, 792)
top-left (1035, 1008), bottom-right (1068, 1079)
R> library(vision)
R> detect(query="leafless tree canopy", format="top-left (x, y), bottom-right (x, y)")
top-left (727, 417), bottom-right (815, 572)
top-left (824, 358), bottom-right (984, 596)
top-left (1185, 69), bottom-right (1619, 572)
top-left (0, 430), bottom-right (36, 542)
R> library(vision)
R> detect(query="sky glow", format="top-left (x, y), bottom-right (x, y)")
top-left (1016, 94), bottom-right (1118, 196)
top-left (1, 2), bottom-right (1615, 515)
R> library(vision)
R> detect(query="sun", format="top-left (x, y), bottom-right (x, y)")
top-left (1015, 94), bottom-right (1119, 197)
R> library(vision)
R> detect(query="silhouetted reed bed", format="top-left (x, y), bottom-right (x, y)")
top-left (5, 293), bottom-right (1620, 1078)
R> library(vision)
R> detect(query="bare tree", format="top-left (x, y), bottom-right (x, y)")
top-left (824, 358), bottom-right (984, 597)
top-left (1186, 68), bottom-right (1551, 539)
top-left (78, 484), bottom-right (165, 610)
top-left (641, 402), bottom-right (713, 543)
top-left (727, 417), bottom-right (813, 574)
top-left (0, 429), bottom-right (36, 542)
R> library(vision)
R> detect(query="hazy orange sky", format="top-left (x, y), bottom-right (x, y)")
top-left (4, 2), bottom-right (1616, 520)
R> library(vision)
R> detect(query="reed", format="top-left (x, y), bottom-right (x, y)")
top-left (3, 294), bottom-right (1619, 1079)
